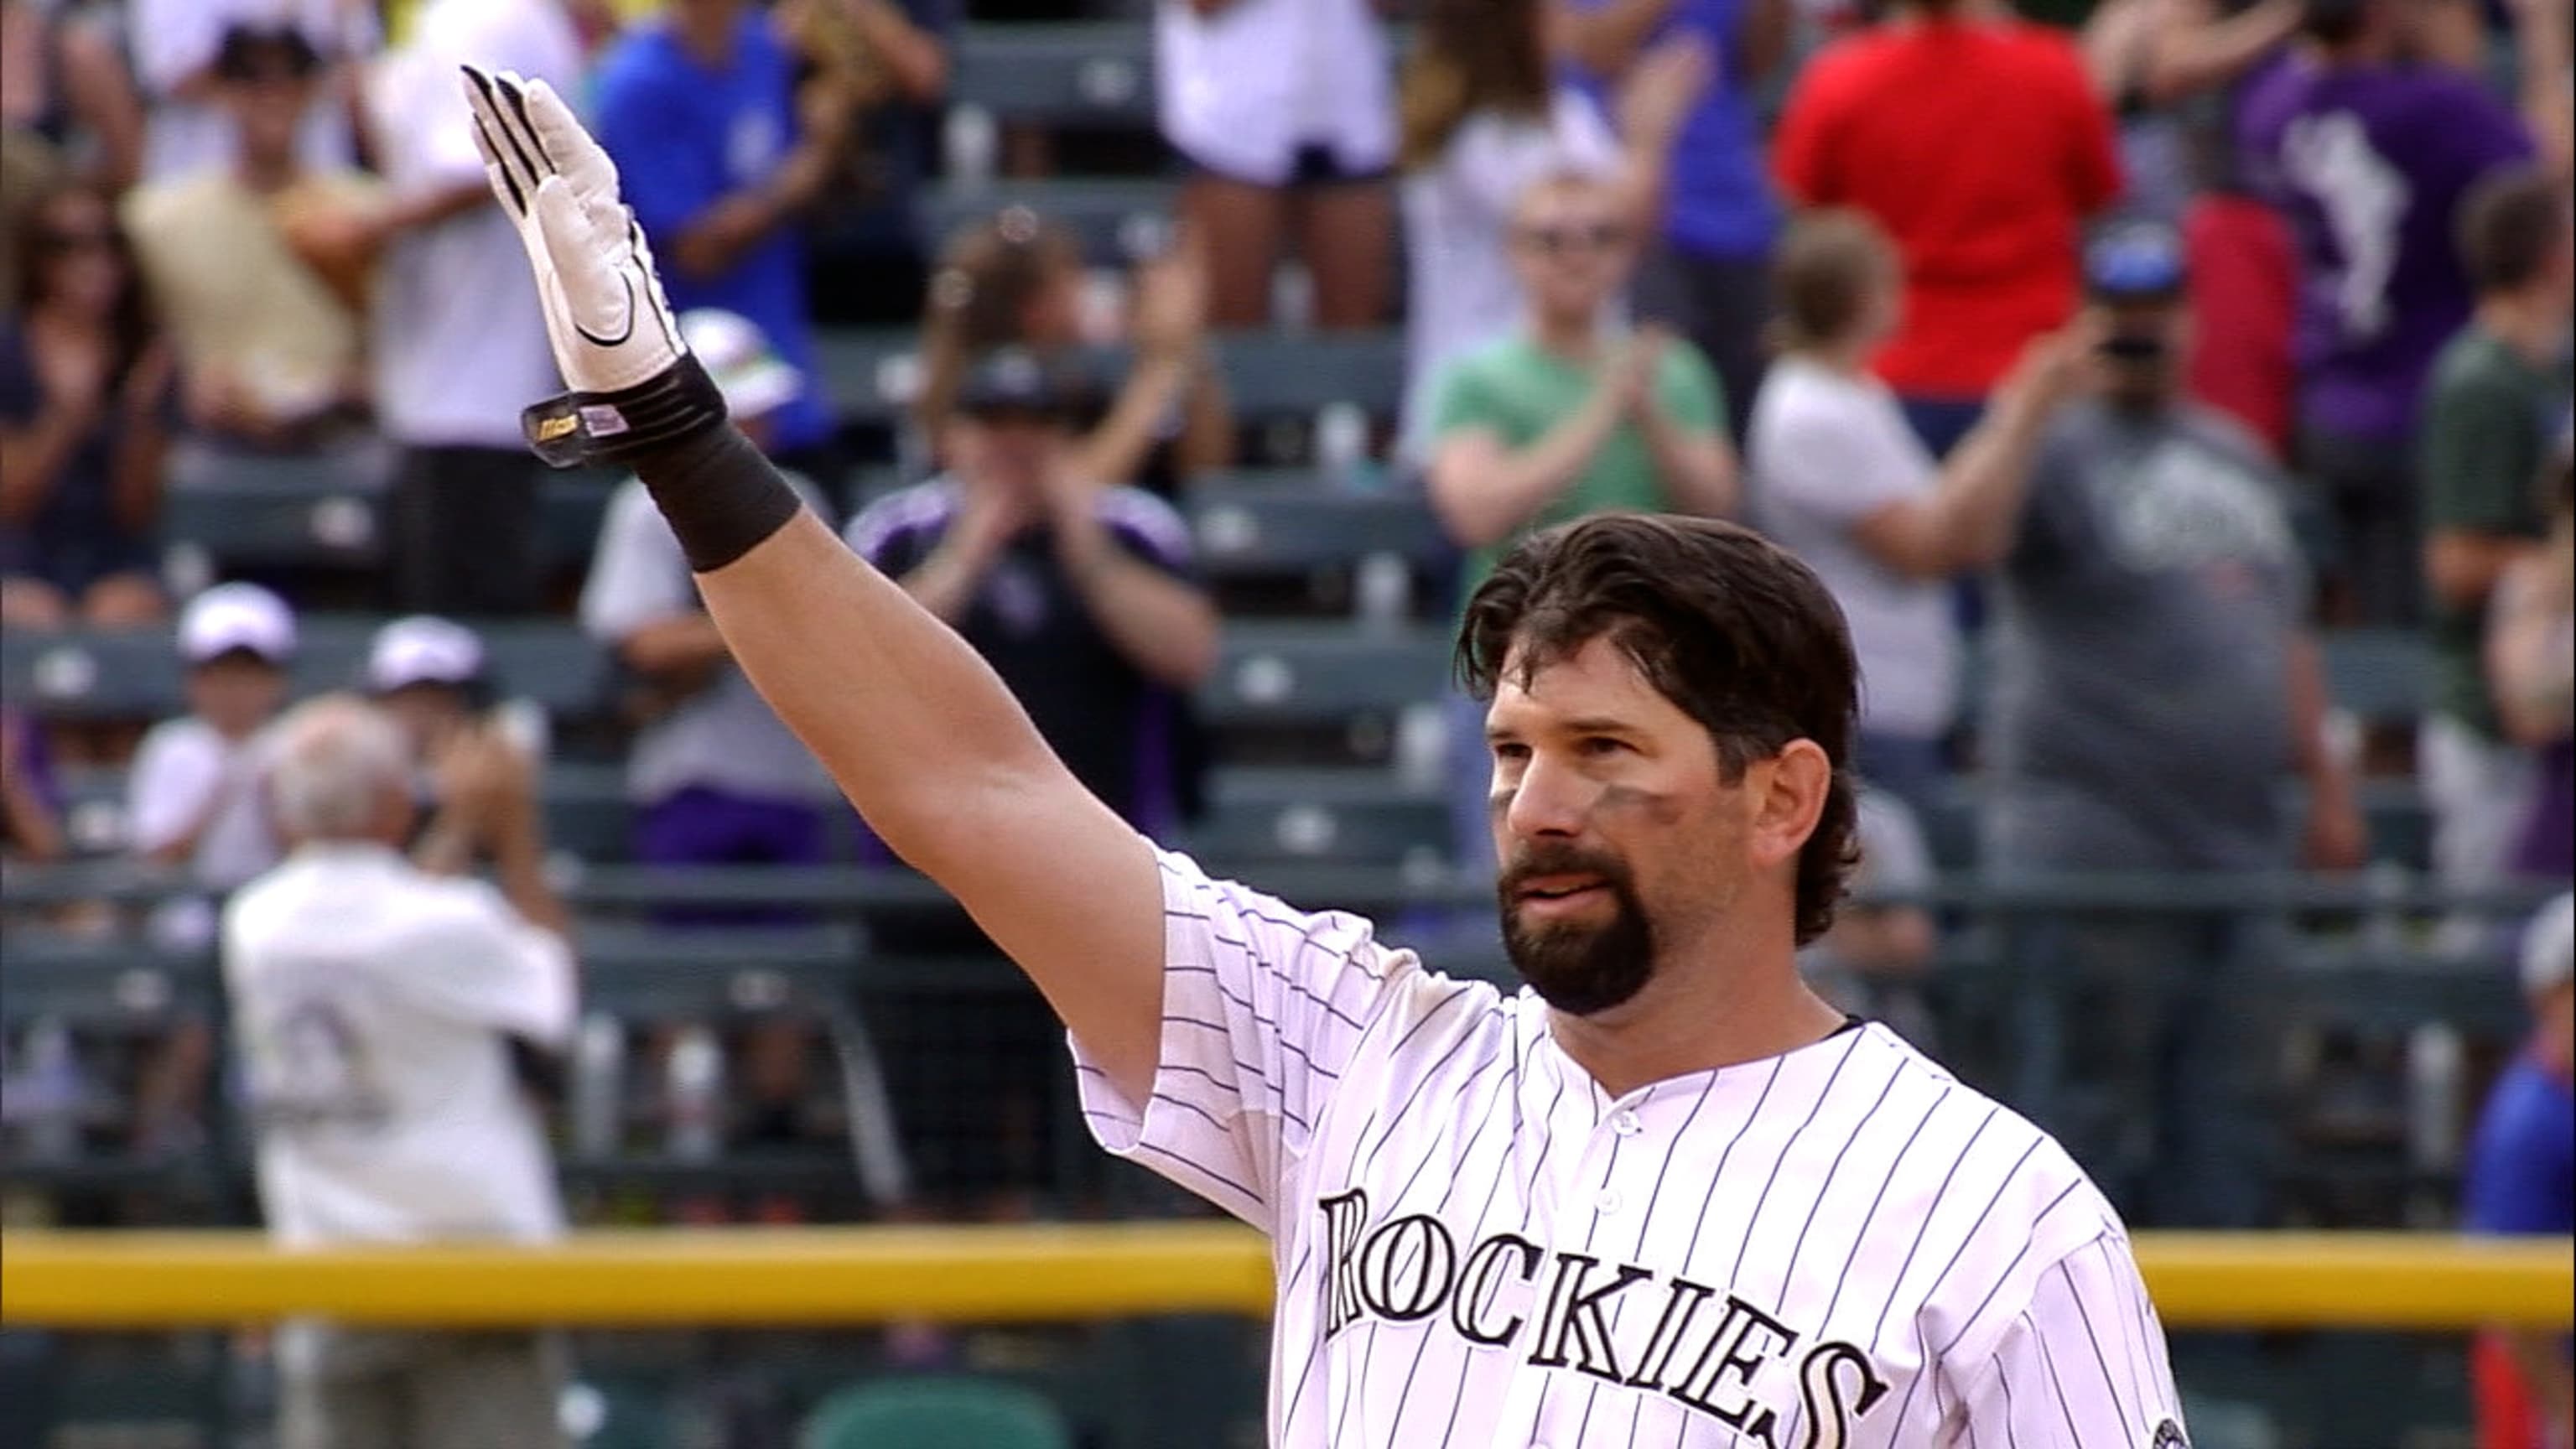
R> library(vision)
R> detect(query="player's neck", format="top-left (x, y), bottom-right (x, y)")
top-left (1545, 963), bottom-right (1851, 1099)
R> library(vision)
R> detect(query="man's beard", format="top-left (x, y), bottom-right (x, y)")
top-left (1496, 844), bottom-right (1657, 1017)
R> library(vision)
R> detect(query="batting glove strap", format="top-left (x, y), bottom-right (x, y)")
top-left (522, 353), bottom-right (730, 470)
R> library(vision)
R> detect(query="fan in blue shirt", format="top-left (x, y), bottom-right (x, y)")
top-left (591, 2), bottom-right (834, 455)
top-left (2463, 893), bottom-right (2575, 1445)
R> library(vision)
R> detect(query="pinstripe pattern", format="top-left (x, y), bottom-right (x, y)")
top-left (1070, 850), bottom-right (2187, 1447)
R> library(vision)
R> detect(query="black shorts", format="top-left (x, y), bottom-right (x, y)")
top-left (1174, 139), bottom-right (1392, 190)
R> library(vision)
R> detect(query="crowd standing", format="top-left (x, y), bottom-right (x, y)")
top-left (0, 0), bottom-right (2570, 1431)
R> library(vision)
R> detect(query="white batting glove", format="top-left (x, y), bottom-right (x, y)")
top-left (460, 65), bottom-right (725, 468)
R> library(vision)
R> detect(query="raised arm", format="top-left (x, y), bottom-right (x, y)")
top-left (462, 68), bottom-right (1167, 1101)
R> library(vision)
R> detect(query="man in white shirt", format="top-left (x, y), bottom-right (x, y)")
top-left (225, 694), bottom-right (574, 1449)
top-left (357, 0), bottom-right (582, 614)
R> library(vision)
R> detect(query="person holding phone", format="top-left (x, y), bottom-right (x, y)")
top-left (1981, 219), bottom-right (2366, 1228)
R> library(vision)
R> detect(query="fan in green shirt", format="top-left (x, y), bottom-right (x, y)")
top-left (2419, 169), bottom-right (2575, 741)
top-left (1423, 173), bottom-right (1738, 620)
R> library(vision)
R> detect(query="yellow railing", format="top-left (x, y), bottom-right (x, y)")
top-left (3, 1226), bottom-right (2567, 1331)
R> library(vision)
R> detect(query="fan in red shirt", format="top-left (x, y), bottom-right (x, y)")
top-left (1774, 0), bottom-right (2123, 452)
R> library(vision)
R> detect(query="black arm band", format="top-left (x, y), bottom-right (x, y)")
top-left (632, 419), bottom-right (808, 574)
top-left (521, 354), bottom-right (731, 469)
top-left (521, 356), bottom-right (802, 573)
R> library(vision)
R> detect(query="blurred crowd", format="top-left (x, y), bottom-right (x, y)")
top-left (0, 0), bottom-right (2570, 1269)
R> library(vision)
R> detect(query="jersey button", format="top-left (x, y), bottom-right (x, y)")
top-left (1594, 1188), bottom-right (1623, 1215)
top-left (1611, 1109), bottom-right (1643, 1136)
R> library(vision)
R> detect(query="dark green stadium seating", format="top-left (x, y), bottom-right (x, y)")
top-left (2319, 627), bottom-right (2429, 726)
top-left (2, 615), bottom-right (614, 723)
top-left (813, 329), bottom-right (1407, 428)
top-left (159, 454), bottom-right (624, 578)
top-left (1199, 621), bottom-right (1451, 725)
top-left (920, 179), bottom-right (1176, 265)
top-left (949, 23), bottom-right (1154, 127)
top-left (162, 453), bottom-right (387, 569)
top-left (1187, 476), bottom-right (1451, 574)
top-left (1188, 766), bottom-right (1449, 865)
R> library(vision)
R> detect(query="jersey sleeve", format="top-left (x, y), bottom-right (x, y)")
top-left (1069, 849), bottom-right (1420, 1233)
top-left (1947, 1234), bottom-right (2186, 1449)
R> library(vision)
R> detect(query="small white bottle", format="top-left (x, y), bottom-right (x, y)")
top-left (1316, 402), bottom-right (1371, 491)
top-left (20, 1018), bottom-right (83, 1161)
top-left (570, 1013), bottom-right (626, 1162)
top-left (943, 105), bottom-right (999, 195)
top-left (663, 1026), bottom-right (725, 1165)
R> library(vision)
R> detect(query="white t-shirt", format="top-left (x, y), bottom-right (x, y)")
top-left (127, 0), bottom-right (380, 184)
top-left (128, 716), bottom-right (286, 952)
top-left (1749, 356), bottom-right (1959, 739)
top-left (1400, 91), bottom-right (1623, 453)
top-left (1072, 850), bottom-right (2186, 1446)
top-left (1155, 0), bottom-right (1394, 185)
top-left (365, 0), bottom-right (579, 449)
top-left (579, 475), bottom-right (838, 807)
top-left (223, 840), bottom-right (574, 1248)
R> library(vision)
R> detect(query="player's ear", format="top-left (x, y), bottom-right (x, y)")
top-left (1743, 739), bottom-right (1831, 871)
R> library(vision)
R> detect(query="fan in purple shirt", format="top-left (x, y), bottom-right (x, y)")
top-left (2236, 0), bottom-right (2534, 623)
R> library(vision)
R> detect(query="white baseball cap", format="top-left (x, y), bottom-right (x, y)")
top-left (366, 615), bottom-right (486, 693)
top-left (177, 582), bottom-right (297, 666)
top-left (679, 309), bottom-right (803, 423)
top-left (2523, 892), bottom-right (2574, 999)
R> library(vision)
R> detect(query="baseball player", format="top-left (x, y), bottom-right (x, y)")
top-left (461, 69), bottom-right (2190, 1447)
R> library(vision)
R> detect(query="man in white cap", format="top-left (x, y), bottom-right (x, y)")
top-left (123, 580), bottom-right (298, 1150)
top-left (2463, 891), bottom-right (2576, 1446)
top-left (578, 309), bottom-right (838, 1159)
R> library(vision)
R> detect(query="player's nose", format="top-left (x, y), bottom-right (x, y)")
top-left (1499, 752), bottom-right (1591, 841)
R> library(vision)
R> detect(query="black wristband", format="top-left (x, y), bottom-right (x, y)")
top-left (632, 422), bottom-right (807, 574)
top-left (521, 354), bottom-right (730, 470)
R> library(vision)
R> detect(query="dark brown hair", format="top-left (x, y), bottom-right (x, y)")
top-left (1770, 209), bottom-right (1897, 353)
top-left (914, 206), bottom-right (1083, 435)
top-left (1456, 513), bottom-right (1862, 946)
top-left (2458, 164), bottom-right (2568, 296)
top-left (1400, 0), bottom-right (1552, 171)
top-left (14, 179), bottom-right (155, 382)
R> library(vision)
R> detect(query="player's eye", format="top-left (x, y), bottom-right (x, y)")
top-left (1489, 740), bottom-right (1530, 763)
top-left (1578, 736), bottom-right (1631, 758)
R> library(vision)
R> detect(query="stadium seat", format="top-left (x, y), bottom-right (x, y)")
top-left (920, 178), bottom-right (1176, 265)
top-left (1190, 765), bottom-right (1448, 865)
top-left (1187, 476), bottom-right (1451, 574)
top-left (949, 22), bottom-right (1154, 127)
top-left (2, 617), bottom-right (616, 725)
top-left (159, 460), bottom-right (621, 577)
top-left (813, 329), bottom-right (1407, 429)
top-left (1198, 621), bottom-right (1450, 725)
top-left (161, 450), bottom-right (387, 571)
top-left (0, 935), bottom-right (216, 1023)
top-left (801, 1376), bottom-right (1072, 1449)
top-left (2319, 628), bottom-right (2428, 726)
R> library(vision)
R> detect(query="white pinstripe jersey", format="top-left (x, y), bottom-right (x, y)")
top-left (1073, 852), bottom-right (2191, 1449)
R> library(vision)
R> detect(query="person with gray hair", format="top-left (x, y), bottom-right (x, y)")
top-left (221, 694), bottom-right (574, 1449)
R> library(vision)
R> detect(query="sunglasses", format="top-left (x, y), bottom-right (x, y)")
top-left (1516, 222), bottom-right (1628, 256)
top-left (37, 227), bottom-right (117, 255)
